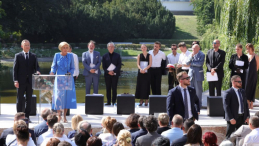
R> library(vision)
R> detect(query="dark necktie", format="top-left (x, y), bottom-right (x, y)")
top-left (237, 89), bottom-right (244, 113)
top-left (25, 53), bottom-right (29, 66)
top-left (183, 89), bottom-right (189, 119)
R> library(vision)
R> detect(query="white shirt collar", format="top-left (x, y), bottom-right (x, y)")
top-left (23, 51), bottom-right (29, 54)
top-left (88, 50), bottom-right (93, 54)
top-left (179, 85), bottom-right (187, 90)
top-left (232, 86), bottom-right (239, 92)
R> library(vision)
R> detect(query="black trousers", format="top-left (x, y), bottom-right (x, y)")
top-left (105, 75), bottom-right (119, 104)
top-left (208, 78), bottom-right (223, 96)
top-left (150, 68), bottom-right (162, 95)
top-left (168, 72), bottom-right (179, 91)
top-left (73, 76), bottom-right (77, 84)
top-left (226, 115), bottom-right (244, 138)
top-left (17, 81), bottom-right (32, 118)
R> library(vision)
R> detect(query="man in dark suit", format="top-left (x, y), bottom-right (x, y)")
top-left (171, 119), bottom-right (194, 146)
top-left (206, 39), bottom-right (226, 96)
top-left (135, 115), bottom-right (161, 146)
top-left (223, 75), bottom-right (250, 138)
top-left (102, 42), bottom-right (122, 105)
top-left (131, 116), bottom-right (147, 146)
top-left (34, 108), bottom-right (51, 138)
top-left (167, 71), bottom-right (200, 122)
top-left (0, 112), bottom-right (36, 146)
top-left (13, 39), bottom-right (40, 120)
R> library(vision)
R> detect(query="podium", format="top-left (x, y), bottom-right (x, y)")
top-left (32, 75), bottom-right (73, 122)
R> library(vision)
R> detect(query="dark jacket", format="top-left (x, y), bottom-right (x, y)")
top-left (206, 49), bottom-right (226, 79)
top-left (102, 52), bottom-right (122, 76)
top-left (157, 127), bottom-right (171, 134)
top-left (131, 128), bottom-right (148, 146)
top-left (171, 134), bottom-right (187, 146)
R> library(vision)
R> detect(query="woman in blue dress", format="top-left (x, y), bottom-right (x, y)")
top-left (50, 42), bottom-right (77, 122)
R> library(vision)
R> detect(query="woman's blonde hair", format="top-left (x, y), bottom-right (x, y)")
top-left (53, 123), bottom-right (64, 136)
top-left (71, 115), bottom-right (83, 130)
top-left (117, 129), bottom-right (132, 146)
top-left (103, 116), bottom-right (117, 133)
top-left (58, 42), bottom-right (69, 51)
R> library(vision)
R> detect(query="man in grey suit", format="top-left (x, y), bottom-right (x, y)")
top-left (135, 115), bottom-right (161, 146)
top-left (186, 44), bottom-right (205, 107)
top-left (82, 40), bottom-right (101, 94)
top-left (228, 111), bottom-right (259, 146)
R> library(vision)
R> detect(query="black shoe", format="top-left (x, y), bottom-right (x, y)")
top-left (105, 103), bottom-right (111, 106)
top-left (144, 103), bottom-right (148, 106)
top-left (139, 103), bottom-right (143, 106)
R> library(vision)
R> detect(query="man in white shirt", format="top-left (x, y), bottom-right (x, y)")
top-left (243, 116), bottom-right (259, 146)
top-left (148, 41), bottom-right (166, 95)
top-left (82, 40), bottom-right (101, 94)
top-left (167, 44), bottom-right (180, 90)
top-left (37, 114), bottom-right (59, 146)
top-left (177, 42), bottom-right (191, 73)
top-left (68, 44), bottom-right (79, 83)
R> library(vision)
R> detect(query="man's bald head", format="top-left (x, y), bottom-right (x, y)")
top-left (78, 121), bottom-right (92, 134)
top-left (192, 44), bottom-right (200, 55)
top-left (41, 108), bottom-right (51, 120)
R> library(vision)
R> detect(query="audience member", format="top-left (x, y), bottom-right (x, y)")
top-left (57, 141), bottom-right (72, 146)
top-left (87, 136), bottom-right (102, 146)
top-left (243, 116), bottom-right (259, 145)
top-left (171, 119), bottom-right (195, 146)
top-left (46, 138), bottom-right (60, 146)
top-left (0, 112), bottom-right (36, 145)
top-left (131, 116), bottom-right (147, 146)
top-left (74, 131), bottom-right (91, 146)
top-left (41, 123), bottom-right (75, 146)
top-left (152, 137), bottom-right (170, 146)
top-left (77, 120), bottom-right (93, 137)
top-left (157, 113), bottom-right (170, 134)
top-left (34, 108), bottom-right (51, 138)
top-left (108, 122), bottom-right (124, 146)
top-left (95, 117), bottom-right (109, 137)
top-left (125, 114), bottom-right (140, 134)
top-left (162, 114), bottom-right (183, 144)
top-left (68, 115), bottom-right (83, 139)
top-left (37, 114), bottom-right (59, 145)
top-left (228, 111), bottom-right (259, 145)
top-left (203, 132), bottom-right (218, 146)
top-left (116, 129), bottom-right (132, 146)
top-left (135, 115), bottom-right (161, 146)
top-left (185, 124), bottom-right (203, 146)
top-left (6, 120), bottom-right (35, 146)
top-left (99, 116), bottom-right (117, 145)
top-left (219, 140), bottom-right (233, 146)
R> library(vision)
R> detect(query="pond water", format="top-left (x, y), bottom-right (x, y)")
top-left (0, 59), bottom-right (170, 103)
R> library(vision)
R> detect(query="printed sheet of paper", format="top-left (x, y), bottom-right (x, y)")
top-left (235, 60), bottom-right (244, 66)
top-left (140, 61), bottom-right (148, 73)
top-left (206, 72), bottom-right (218, 82)
top-left (107, 63), bottom-right (116, 71)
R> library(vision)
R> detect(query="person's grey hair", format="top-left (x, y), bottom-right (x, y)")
top-left (41, 108), bottom-right (51, 120)
top-left (219, 140), bottom-right (234, 146)
top-left (78, 120), bottom-right (92, 133)
top-left (53, 123), bottom-right (64, 135)
top-left (172, 114), bottom-right (183, 126)
top-left (107, 42), bottom-right (115, 48)
top-left (21, 39), bottom-right (30, 46)
top-left (250, 116), bottom-right (259, 128)
top-left (231, 75), bottom-right (241, 82)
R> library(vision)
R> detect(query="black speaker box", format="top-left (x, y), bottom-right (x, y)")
top-left (24, 94), bottom-right (37, 116)
top-left (207, 96), bottom-right (224, 116)
top-left (117, 94), bottom-right (135, 114)
top-left (85, 94), bottom-right (104, 114)
top-left (149, 95), bottom-right (167, 115)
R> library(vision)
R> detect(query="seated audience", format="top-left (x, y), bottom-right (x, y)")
top-left (157, 113), bottom-right (171, 134)
top-left (37, 114), bottom-right (59, 145)
top-left (46, 138), bottom-right (60, 146)
top-left (203, 132), bottom-right (218, 146)
top-left (87, 136), bottom-right (102, 146)
top-left (185, 124), bottom-right (203, 146)
top-left (68, 115), bottom-right (83, 139)
top-left (152, 137), bottom-right (170, 146)
top-left (0, 112), bottom-right (36, 145)
top-left (125, 114), bottom-right (140, 134)
top-left (41, 123), bottom-right (75, 146)
top-left (135, 115), bottom-right (161, 146)
top-left (95, 117), bottom-right (109, 137)
top-left (219, 140), bottom-right (233, 146)
top-left (162, 114), bottom-right (183, 144)
top-left (99, 116), bottom-right (117, 145)
top-left (34, 108), bottom-right (51, 138)
top-left (57, 141), bottom-right (72, 146)
top-left (243, 116), bottom-right (259, 145)
top-left (6, 120), bottom-right (35, 146)
top-left (74, 131), bottom-right (91, 146)
top-left (108, 122), bottom-right (125, 146)
top-left (171, 119), bottom-right (195, 146)
top-left (131, 116), bottom-right (147, 146)
top-left (77, 121), bottom-right (92, 138)
top-left (116, 129), bottom-right (132, 146)
top-left (228, 111), bottom-right (259, 145)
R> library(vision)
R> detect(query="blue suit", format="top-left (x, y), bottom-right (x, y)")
top-left (186, 51), bottom-right (205, 107)
top-left (82, 51), bottom-right (101, 94)
top-left (34, 120), bottom-right (48, 138)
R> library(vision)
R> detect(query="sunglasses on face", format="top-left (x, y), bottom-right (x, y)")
top-left (213, 42), bottom-right (217, 44)
top-left (181, 76), bottom-right (190, 80)
top-left (171, 48), bottom-right (177, 50)
top-left (235, 81), bottom-right (242, 83)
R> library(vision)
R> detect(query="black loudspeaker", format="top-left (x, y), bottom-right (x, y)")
top-left (149, 95), bottom-right (167, 115)
top-left (85, 94), bottom-right (104, 115)
top-left (207, 96), bottom-right (224, 116)
top-left (24, 95), bottom-right (37, 116)
top-left (117, 94), bottom-right (135, 114)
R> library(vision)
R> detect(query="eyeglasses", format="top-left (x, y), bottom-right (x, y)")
top-left (212, 42), bottom-right (218, 44)
top-left (171, 48), bottom-right (177, 50)
top-left (235, 81), bottom-right (242, 83)
top-left (181, 76), bottom-right (190, 80)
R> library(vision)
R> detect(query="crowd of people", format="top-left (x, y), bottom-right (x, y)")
top-left (1, 110), bottom-right (259, 146)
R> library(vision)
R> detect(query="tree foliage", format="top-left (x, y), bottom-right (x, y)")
top-left (0, 0), bottom-right (175, 43)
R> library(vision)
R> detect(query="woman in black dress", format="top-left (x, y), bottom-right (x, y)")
top-left (245, 43), bottom-right (259, 109)
top-left (135, 44), bottom-right (152, 106)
